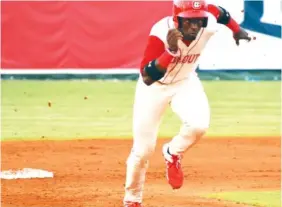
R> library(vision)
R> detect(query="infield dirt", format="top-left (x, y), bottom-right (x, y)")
top-left (1, 137), bottom-right (280, 207)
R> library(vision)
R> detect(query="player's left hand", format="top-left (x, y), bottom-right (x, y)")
top-left (233, 28), bottom-right (251, 46)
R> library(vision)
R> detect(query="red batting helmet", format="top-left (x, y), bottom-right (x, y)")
top-left (173, 0), bottom-right (209, 28)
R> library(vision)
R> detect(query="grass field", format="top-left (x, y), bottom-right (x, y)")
top-left (206, 191), bottom-right (281, 207)
top-left (1, 79), bottom-right (281, 207)
top-left (1, 80), bottom-right (280, 140)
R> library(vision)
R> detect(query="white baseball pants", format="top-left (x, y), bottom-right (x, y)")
top-left (124, 74), bottom-right (210, 203)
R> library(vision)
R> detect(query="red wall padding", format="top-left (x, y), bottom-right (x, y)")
top-left (1, 1), bottom-right (172, 69)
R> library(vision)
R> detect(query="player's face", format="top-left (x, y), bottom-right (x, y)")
top-left (181, 18), bottom-right (204, 40)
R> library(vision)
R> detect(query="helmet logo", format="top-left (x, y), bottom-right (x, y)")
top-left (192, 1), bottom-right (201, 9)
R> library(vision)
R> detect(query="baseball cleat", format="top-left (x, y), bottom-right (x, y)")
top-left (162, 144), bottom-right (184, 189)
top-left (124, 201), bottom-right (142, 207)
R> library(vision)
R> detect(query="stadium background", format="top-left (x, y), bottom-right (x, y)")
top-left (1, 1), bottom-right (281, 207)
top-left (1, 0), bottom-right (281, 80)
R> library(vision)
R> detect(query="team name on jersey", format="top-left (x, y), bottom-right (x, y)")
top-left (171, 54), bottom-right (200, 64)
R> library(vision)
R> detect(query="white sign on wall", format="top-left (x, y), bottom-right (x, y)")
top-left (199, 0), bottom-right (281, 70)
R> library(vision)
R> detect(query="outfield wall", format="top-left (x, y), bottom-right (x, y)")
top-left (1, 0), bottom-right (281, 80)
top-left (1, 70), bottom-right (280, 81)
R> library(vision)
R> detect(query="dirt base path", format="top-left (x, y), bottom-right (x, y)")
top-left (1, 138), bottom-right (280, 207)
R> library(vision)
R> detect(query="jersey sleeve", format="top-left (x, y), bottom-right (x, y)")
top-left (149, 17), bottom-right (170, 47)
top-left (140, 17), bottom-right (170, 73)
top-left (205, 12), bottom-right (219, 33)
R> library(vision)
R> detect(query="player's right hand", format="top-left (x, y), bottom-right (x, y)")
top-left (167, 29), bottom-right (183, 52)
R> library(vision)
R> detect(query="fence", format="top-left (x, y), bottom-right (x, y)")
top-left (1, 0), bottom-right (281, 80)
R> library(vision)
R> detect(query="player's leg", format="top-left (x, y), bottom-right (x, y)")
top-left (163, 74), bottom-right (210, 189)
top-left (169, 75), bottom-right (210, 156)
top-left (124, 78), bottom-right (170, 204)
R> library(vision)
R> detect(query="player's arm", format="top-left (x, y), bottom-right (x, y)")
top-left (207, 4), bottom-right (251, 45)
top-left (140, 30), bottom-right (182, 86)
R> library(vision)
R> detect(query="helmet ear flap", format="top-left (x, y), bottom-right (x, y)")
top-left (202, 17), bottom-right (208, 27)
top-left (176, 16), bottom-right (183, 29)
top-left (173, 16), bottom-right (179, 28)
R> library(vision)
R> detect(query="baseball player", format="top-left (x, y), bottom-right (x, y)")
top-left (123, 0), bottom-right (251, 206)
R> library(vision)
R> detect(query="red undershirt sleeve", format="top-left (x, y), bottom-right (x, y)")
top-left (140, 35), bottom-right (165, 74)
top-left (207, 4), bottom-right (241, 33)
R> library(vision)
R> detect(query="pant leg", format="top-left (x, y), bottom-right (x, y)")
top-left (124, 78), bottom-right (170, 203)
top-left (168, 75), bottom-right (210, 156)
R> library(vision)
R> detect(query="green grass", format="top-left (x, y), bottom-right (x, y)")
top-left (1, 80), bottom-right (280, 141)
top-left (206, 191), bottom-right (281, 207)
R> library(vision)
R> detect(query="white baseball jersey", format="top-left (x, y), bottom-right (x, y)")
top-left (149, 14), bottom-right (219, 84)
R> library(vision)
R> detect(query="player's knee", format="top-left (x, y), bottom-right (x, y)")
top-left (180, 121), bottom-right (208, 139)
top-left (131, 143), bottom-right (155, 161)
top-left (132, 128), bottom-right (157, 160)
top-left (139, 144), bottom-right (155, 160)
top-left (193, 127), bottom-right (208, 139)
